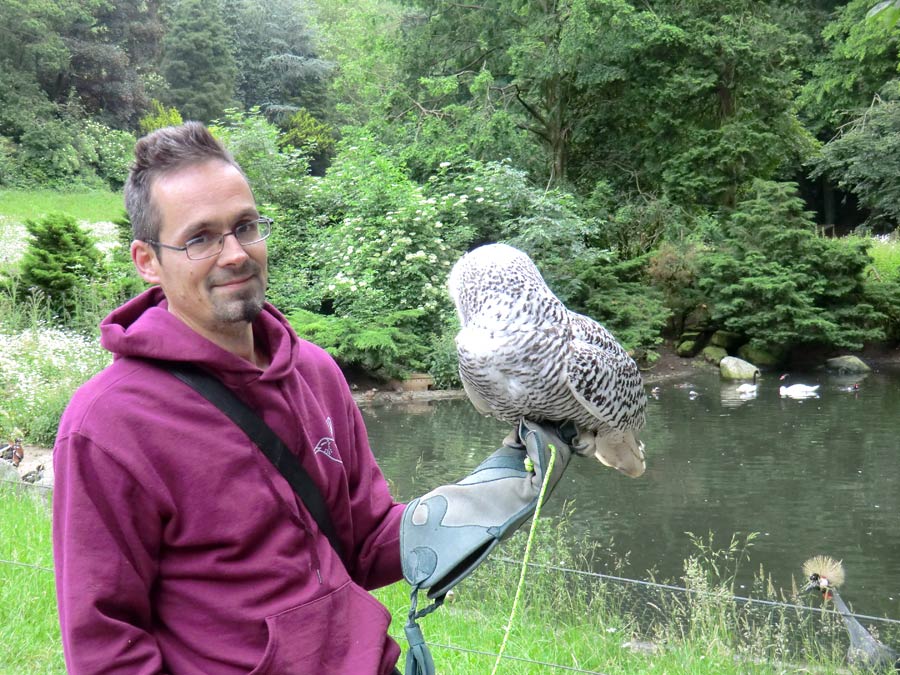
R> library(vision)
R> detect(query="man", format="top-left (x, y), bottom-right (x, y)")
top-left (53, 122), bottom-right (571, 674)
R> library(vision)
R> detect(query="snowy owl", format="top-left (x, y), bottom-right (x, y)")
top-left (448, 243), bottom-right (647, 477)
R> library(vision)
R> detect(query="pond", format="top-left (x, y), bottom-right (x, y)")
top-left (363, 365), bottom-right (900, 621)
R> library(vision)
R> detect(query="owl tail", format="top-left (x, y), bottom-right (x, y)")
top-left (579, 429), bottom-right (646, 478)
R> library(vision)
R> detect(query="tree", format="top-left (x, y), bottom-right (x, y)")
top-left (577, 0), bottom-right (815, 208)
top-left (810, 83), bottom-right (900, 233)
top-left (799, 0), bottom-right (900, 135)
top-left (161, 0), bottom-right (237, 122)
top-left (699, 180), bottom-right (885, 351)
top-left (225, 0), bottom-right (333, 118)
top-left (20, 213), bottom-right (103, 317)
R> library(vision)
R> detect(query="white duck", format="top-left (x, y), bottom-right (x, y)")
top-left (736, 371), bottom-right (760, 395)
top-left (778, 374), bottom-right (820, 398)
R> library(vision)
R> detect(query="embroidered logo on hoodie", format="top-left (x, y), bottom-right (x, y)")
top-left (313, 417), bottom-right (342, 463)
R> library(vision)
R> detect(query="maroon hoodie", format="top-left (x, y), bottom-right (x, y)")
top-left (53, 287), bottom-right (404, 674)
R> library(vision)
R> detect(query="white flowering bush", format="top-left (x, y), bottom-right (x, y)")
top-left (0, 326), bottom-right (110, 444)
top-left (289, 132), bottom-right (472, 327)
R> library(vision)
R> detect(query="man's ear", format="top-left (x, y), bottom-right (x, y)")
top-left (131, 240), bottom-right (162, 285)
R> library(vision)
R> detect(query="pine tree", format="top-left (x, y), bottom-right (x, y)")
top-left (699, 180), bottom-right (885, 351)
top-left (161, 0), bottom-right (237, 122)
top-left (20, 213), bottom-right (103, 317)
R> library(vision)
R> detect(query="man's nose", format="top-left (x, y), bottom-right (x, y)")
top-left (217, 231), bottom-right (250, 265)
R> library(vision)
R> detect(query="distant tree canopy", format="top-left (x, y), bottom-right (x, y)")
top-left (2, 0), bottom-right (900, 376)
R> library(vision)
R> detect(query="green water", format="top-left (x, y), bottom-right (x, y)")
top-left (363, 366), bottom-right (900, 623)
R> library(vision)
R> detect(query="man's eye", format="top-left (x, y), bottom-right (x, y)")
top-left (185, 233), bottom-right (211, 247)
top-left (235, 221), bottom-right (257, 235)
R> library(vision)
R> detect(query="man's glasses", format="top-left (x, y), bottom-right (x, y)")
top-left (147, 217), bottom-right (273, 260)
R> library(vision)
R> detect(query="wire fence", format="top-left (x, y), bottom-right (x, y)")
top-left (3, 476), bottom-right (899, 673)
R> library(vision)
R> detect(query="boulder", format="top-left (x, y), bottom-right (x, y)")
top-left (719, 356), bottom-right (761, 381)
top-left (709, 330), bottom-right (742, 351)
top-left (701, 345), bottom-right (728, 365)
top-left (677, 339), bottom-right (703, 357)
top-left (683, 305), bottom-right (712, 332)
top-left (737, 343), bottom-right (786, 368)
top-left (825, 355), bottom-right (871, 374)
top-left (0, 460), bottom-right (18, 484)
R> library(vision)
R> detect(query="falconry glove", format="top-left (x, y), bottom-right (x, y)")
top-left (400, 418), bottom-right (575, 600)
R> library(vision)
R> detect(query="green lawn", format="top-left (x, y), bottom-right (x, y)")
top-left (0, 484), bottom-right (847, 675)
top-left (0, 188), bottom-right (124, 223)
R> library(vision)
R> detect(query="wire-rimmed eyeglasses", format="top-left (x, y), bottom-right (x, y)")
top-left (146, 217), bottom-right (273, 260)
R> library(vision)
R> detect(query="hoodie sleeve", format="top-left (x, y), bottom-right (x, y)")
top-left (53, 431), bottom-right (169, 675)
top-left (342, 400), bottom-right (405, 590)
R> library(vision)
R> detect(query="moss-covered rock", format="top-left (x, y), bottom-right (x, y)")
top-left (825, 355), bottom-right (871, 374)
top-left (701, 345), bottom-right (728, 365)
top-left (677, 339), bottom-right (703, 357)
top-left (719, 356), bottom-right (760, 380)
top-left (737, 343), bottom-right (786, 368)
top-left (709, 330), bottom-right (742, 350)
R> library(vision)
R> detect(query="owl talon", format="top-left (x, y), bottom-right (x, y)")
top-left (572, 439), bottom-right (592, 457)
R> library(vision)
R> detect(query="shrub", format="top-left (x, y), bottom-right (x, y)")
top-left (699, 180), bottom-right (886, 351)
top-left (139, 100), bottom-right (184, 135)
top-left (287, 308), bottom-right (428, 379)
top-left (19, 213), bottom-right (103, 319)
top-left (211, 108), bottom-right (306, 204)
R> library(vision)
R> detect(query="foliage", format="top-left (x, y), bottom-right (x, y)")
top-left (698, 180), bottom-right (886, 351)
top-left (278, 108), bottom-right (336, 172)
top-left (570, 253), bottom-right (670, 354)
top-left (809, 83), bottom-right (900, 233)
top-left (225, 0), bottom-right (333, 119)
top-left (287, 308), bottom-right (427, 379)
top-left (211, 108), bottom-right (307, 204)
top-left (18, 213), bottom-right (103, 318)
top-left (161, 0), bottom-right (238, 122)
top-left (592, 0), bottom-right (815, 207)
top-left (139, 100), bottom-right (184, 135)
top-left (798, 0), bottom-right (900, 135)
top-left (308, 0), bottom-right (406, 127)
top-left (275, 131), bottom-right (470, 326)
top-left (78, 120), bottom-right (135, 189)
top-left (868, 0), bottom-right (900, 27)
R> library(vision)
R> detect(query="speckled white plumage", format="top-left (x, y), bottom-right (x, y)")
top-left (448, 243), bottom-right (647, 477)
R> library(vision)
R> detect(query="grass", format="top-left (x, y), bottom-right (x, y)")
top-left (0, 484), bottom-right (64, 675)
top-left (0, 484), bottom-right (851, 675)
top-left (867, 235), bottom-right (900, 281)
top-left (0, 188), bottom-right (124, 223)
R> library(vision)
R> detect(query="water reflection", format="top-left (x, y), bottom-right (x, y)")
top-left (362, 366), bottom-right (900, 620)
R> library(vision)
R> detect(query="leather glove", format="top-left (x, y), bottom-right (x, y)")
top-left (400, 418), bottom-right (575, 600)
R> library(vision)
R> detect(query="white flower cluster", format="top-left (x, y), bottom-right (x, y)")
top-left (0, 217), bottom-right (28, 269)
top-left (0, 327), bottom-right (110, 428)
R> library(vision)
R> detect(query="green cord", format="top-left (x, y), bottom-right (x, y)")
top-left (489, 443), bottom-right (557, 675)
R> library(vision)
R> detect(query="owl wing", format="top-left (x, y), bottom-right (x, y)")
top-left (564, 311), bottom-right (647, 432)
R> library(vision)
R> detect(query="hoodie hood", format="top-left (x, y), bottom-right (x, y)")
top-left (100, 287), bottom-right (299, 386)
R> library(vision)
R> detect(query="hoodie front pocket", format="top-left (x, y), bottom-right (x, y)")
top-left (249, 581), bottom-right (397, 675)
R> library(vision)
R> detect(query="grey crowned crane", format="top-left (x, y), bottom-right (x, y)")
top-left (802, 555), bottom-right (899, 672)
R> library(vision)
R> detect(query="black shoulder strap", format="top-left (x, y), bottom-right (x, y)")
top-left (160, 361), bottom-right (347, 565)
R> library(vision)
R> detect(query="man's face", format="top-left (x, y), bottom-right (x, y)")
top-left (132, 160), bottom-right (268, 341)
